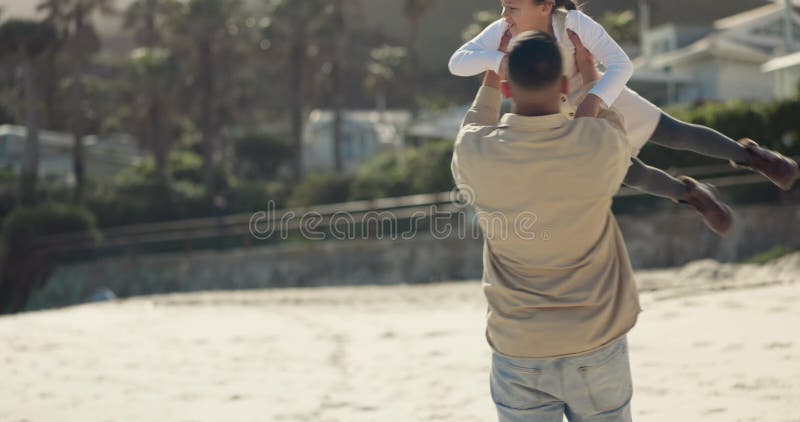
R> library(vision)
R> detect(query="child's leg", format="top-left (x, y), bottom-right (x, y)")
top-left (624, 157), bottom-right (734, 235)
top-left (648, 112), bottom-right (750, 163)
top-left (624, 157), bottom-right (686, 201)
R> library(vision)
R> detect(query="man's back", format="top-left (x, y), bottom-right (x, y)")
top-left (451, 86), bottom-right (642, 359)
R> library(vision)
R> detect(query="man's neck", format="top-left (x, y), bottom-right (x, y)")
top-left (513, 101), bottom-right (562, 117)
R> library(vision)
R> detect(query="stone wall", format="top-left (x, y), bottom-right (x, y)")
top-left (27, 203), bottom-right (800, 311)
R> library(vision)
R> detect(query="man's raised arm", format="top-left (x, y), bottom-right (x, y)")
top-left (460, 29), bottom-right (511, 129)
top-left (460, 71), bottom-right (503, 128)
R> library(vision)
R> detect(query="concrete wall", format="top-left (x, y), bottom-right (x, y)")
top-left (28, 203), bottom-right (800, 311)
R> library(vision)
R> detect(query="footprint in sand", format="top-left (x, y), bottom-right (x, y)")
top-left (720, 300), bottom-right (744, 310)
top-left (765, 342), bottom-right (793, 350)
top-left (722, 343), bottom-right (744, 351)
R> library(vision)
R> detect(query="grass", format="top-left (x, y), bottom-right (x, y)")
top-left (745, 246), bottom-right (796, 265)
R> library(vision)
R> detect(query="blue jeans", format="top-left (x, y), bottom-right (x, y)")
top-left (490, 335), bottom-right (633, 422)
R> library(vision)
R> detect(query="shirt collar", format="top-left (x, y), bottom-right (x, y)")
top-left (498, 113), bottom-right (568, 131)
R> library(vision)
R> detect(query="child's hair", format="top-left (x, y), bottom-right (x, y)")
top-left (534, 0), bottom-right (582, 11)
top-left (507, 32), bottom-right (563, 91)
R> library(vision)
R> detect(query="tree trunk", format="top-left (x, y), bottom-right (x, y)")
top-left (150, 99), bottom-right (168, 183)
top-left (42, 49), bottom-right (59, 130)
top-left (407, 17), bottom-right (419, 117)
top-left (332, 0), bottom-right (346, 173)
top-left (290, 21), bottom-right (307, 179)
top-left (145, 0), bottom-right (157, 47)
top-left (199, 39), bottom-right (216, 195)
top-left (20, 59), bottom-right (40, 206)
top-left (71, 57), bottom-right (85, 203)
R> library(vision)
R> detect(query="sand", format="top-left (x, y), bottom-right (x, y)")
top-left (1, 254), bottom-right (799, 422)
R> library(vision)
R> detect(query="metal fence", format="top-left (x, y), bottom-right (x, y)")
top-left (34, 157), bottom-right (800, 260)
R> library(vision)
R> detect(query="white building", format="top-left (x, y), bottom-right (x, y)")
top-left (0, 125), bottom-right (144, 185)
top-left (762, 51), bottom-right (800, 98)
top-left (302, 110), bottom-right (412, 174)
top-left (633, 0), bottom-right (800, 105)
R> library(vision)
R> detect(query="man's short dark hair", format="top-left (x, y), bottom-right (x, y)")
top-left (507, 32), bottom-right (563, 91)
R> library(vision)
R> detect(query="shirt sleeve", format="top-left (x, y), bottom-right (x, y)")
top-left (565, 10), bottom-right (634, 107)
top-left (449, 18), bottom-right (508, 77)
top-left (461, 86), bottom-right (503, 128)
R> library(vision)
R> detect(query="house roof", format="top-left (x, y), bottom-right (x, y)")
top-left (762, 50), bottom-right (800, 71)
top-left (651, 35), bottom-right (773, 67)
top-left (645, 0), bottom-right (800, 68)
top-left (714, 1), bottom-right (796, 29)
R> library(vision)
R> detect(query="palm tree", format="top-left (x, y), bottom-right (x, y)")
top-left (0, 20), bottom-right (58, 205)
top-left (404, 0), bottom-right (437, 116)
top-left (35, 0), bottom-right (69, 131)
top-left (37, 0), bottom-right (115, 203)
top-left (126, 47), bottom-right (179, 182)
top-left (330, 0), bottom-right (346, 173)
top-left (600, 10), bottom-right (638, 45)
top-left (364, 45), bottom-right (409, 113)
top-left (263, 0), bottom-right (330, 179)
top-left (124, 0), bottom-right (181, 48)
top-left (461, 10), bottom-right (500, 42)
top-left (169, 0), bottom-right (245, 195)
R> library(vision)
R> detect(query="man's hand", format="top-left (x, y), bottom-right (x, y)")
top-left (574, 94), bottom-right (604, 118)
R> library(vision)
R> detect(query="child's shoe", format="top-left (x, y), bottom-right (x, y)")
top-left (676, 176), bottom-right (734, 236)
top-left (731, 138), bottom-right (798, 191)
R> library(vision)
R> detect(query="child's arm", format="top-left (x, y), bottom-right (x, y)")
top-left (449, 18), bottom-right (508, 77)
top-left (567, 10), bottom-right (634, 117)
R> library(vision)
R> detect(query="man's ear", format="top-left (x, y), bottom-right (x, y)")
top-left (501, 81), bottom-right (512, 99)
top-left (560, 76), bottom-right (568, 95)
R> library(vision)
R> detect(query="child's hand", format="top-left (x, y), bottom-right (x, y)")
top-left (568, 29), bottom-right (600, 84)
top-left (499, 29), bottom-right (512, 53)
top-left (574, 94), bottom-right (604, 118)
top-left (496, 29), bottom-right (512, 80)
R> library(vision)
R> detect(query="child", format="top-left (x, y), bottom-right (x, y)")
top-left (449, 0), bottom-right (799, 235)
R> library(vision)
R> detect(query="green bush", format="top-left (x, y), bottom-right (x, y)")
top-left (287, 173), bottom-right (354, 207)
top-left (349, 153), bottom-right (412, 200)
top-left (0, 203), bottom-right (98, 313)
top-left (745, 246), bottom-right (795, 265)
top-left (766, 100), bottom-right (800, 154)
top-left (87, 178), bottom-right (212, 227)
top-left (350, 139), bottom-right (455, 201)
top-left (225, 180), bottom-right (291, 213)
top-left (406, 139), bottom-right (455, 194)
top-left (234, 133), bottom-right (293, 179)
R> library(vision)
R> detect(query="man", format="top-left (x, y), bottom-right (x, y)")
top-left (450, 32), bottom-right (648, 421)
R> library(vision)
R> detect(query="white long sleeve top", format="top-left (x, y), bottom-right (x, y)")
top-left (448, 10), bottom-right (634, 107)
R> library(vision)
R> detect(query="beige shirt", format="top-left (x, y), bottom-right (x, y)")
top-left (451, 85), bottom-right (642, 359)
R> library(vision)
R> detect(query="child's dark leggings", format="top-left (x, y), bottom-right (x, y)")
top-left (623, 112), bottom-right (750, 200)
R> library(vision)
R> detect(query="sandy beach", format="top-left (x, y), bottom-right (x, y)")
top-left (1, 254), bottom-right (799, 422)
